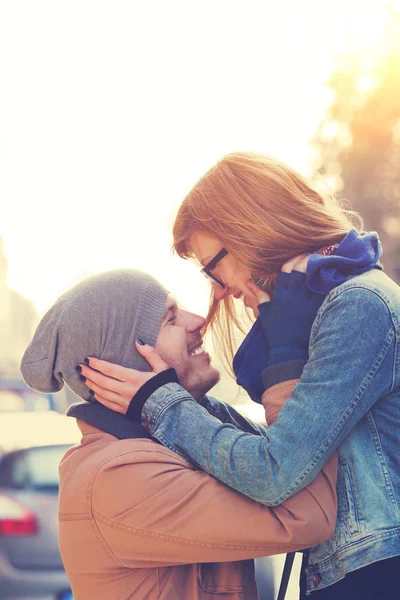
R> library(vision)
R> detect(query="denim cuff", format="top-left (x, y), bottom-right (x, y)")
top-left (126, 368), bottom-right (179, 421)
top-left (142, 382), bottom-right (194, 432)
top-left (262, 359), bottom-right (307, 390)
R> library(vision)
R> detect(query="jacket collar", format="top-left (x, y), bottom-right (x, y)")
top-left (67, 400), bottom-right (151, 440)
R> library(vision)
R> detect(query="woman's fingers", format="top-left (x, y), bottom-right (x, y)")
top-left (76, 347), bottom-right (166, 417)
top-left (281, 253), bottom-right (310, 274)
top-left (84, 343), bottom-right (168, 381)
top-left (79, 365), bottom-right (125, 393)
top-left (85, 378), bottom-right (122, 404)
top-left (246, 279), bottom-right (271, 305)
top-left (78, 344), bottom-right (168, 417)
top-left (135, 340), bottom-right (169, 373)
top-left (83, 357), bottom-right (131, 382)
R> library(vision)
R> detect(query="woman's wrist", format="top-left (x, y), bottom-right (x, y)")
top-left (126, 368), bottom-right (180, 421)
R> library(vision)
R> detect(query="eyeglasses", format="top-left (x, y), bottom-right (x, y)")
top-left (200, 248), bottom-right (228, 289)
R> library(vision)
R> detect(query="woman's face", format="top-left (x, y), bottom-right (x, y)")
top-left (190, 231), bottom-right (260, 314)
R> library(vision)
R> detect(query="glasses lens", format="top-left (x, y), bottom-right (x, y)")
top-left (200, 248), bottom-right (228, 290)
top-left (202, 270), bottom-right (225, 289)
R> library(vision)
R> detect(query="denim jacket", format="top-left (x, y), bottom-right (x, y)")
top-left (141, 268), bottom-right (400, 593)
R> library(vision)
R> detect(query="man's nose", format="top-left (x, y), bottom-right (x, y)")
top-left (186, 312), bottom-right (206, 333)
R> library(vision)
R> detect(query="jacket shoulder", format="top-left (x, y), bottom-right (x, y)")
top-left (322, 270), bottom-right (400, 329)
top-left (59, 436), bottom-right (191, 517)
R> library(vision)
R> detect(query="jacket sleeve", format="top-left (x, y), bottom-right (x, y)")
top-left (92, 380), bottom-right (337, 568)
top-left (142, 287), bottom-right (393, 505)
top-left (200, 395), bottom-right (268, 435)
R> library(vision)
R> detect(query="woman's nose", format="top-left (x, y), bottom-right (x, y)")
top-left (212, 282), bottom-right (230, 300)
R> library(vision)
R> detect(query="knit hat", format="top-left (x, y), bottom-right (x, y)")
top-left (20, 270), bottom-right (168, 401)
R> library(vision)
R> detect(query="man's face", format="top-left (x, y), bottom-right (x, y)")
top-left (155, 296), bottom-right (220, 401)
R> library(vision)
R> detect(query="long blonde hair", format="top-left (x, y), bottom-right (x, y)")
top-left (173, 151), bottom-right (361, 369)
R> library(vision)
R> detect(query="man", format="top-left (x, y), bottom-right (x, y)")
top-left (21, 269), bottom-right (337, 599)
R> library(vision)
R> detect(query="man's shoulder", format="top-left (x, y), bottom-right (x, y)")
top-left (65, 435), bottom-right (194, 523)
top-left (59, 434), bottom-right (194, 519)
top-left (61, 434), bottom-right (192, 495)
top-left (61, 434), bottom-right (191, 476)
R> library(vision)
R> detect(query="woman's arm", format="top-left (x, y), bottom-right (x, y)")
top-left (86, 378), bottom-right (336, 567)
top-left (200, 395), bottom-right (268, 435)
top-left (140, 287), bottom-right (394, 505)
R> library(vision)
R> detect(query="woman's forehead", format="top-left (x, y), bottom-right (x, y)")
top-left (190, 232), bottom-right (222, 264)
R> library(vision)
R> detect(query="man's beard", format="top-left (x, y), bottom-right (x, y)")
top-left (184, 367), bottom-right (220, 402)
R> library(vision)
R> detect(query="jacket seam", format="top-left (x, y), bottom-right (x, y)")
top-left (308, 527), bottom-right (400, 572)
top-left (155, 431), bottom-right (204, 464)
top-left (85, 447), bottom-right (192, 568)
top-left (394, 327), bottom-right (400, 389)
top-left (92, 509), bottom-right (307, 553)
top-left (272, 326), bottom-right (395, 505)
top-left (86, 456), bottom-right (125, 567)
top-left (307, 529), bottom-right (400, 593)
top-left (59, 513), bottom-right (90, 521)
top-left (317, 283), bottom-right (399, 336)
top-left (367, 411), bottom-right (400, 519)
top-left (145, 385), bottom-right (193, 431)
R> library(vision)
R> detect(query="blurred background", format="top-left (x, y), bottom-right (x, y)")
top-left (0, 1), bottom-right (399, 599)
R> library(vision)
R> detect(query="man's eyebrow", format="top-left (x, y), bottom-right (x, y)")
top-left (163, 298), bottom-right (178, 318)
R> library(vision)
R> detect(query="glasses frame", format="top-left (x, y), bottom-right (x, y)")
top-left (200, 248), bottom-right (228, 289)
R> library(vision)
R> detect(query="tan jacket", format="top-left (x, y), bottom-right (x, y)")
top-left (58, 380), bottom-right (337, 599)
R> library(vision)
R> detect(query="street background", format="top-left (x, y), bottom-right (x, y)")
top-left (1, 1), bottom-right (400, 598)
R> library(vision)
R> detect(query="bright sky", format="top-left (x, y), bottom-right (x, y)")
top-left (0, 0), bottom-right (395, 317)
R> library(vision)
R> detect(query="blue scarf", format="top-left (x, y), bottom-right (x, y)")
top-left (232, 318), bottom-right (269, 404)
top-left (307, 229), bottom-right (382, 294)
top-left (233, 229), bottom-right (382, 404)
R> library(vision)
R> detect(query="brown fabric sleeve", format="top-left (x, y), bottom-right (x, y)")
top-left (91, 426), bottom-right (337, 567)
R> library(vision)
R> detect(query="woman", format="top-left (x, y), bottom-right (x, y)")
top-left (80, 152), bottom-right (400, 599)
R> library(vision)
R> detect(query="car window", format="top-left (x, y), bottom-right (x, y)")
top-left (0, 445), bottom-right (71, 490)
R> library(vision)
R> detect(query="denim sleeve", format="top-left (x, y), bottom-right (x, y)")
top-left (143, 288), bottom-right (396, 506)
top-left (200, 395), bottom-right (268, 436)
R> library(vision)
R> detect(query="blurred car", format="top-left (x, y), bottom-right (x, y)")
top-left (0, 412), bottom-right (80, 600)
top-left (0, 407), bottom-right (279, 600)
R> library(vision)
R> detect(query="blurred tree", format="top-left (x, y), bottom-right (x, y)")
top-left (312, 5), bottom-right (400, 281)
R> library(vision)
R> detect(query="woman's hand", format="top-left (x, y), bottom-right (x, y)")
top-left (246, 254), bottom-right (310, 312)
top-left (77, 340), bottom-right (168, 414)
top-left (243, 282), bottom-right (270, 316)
top-left (252, 253), bottom-right (325, 367)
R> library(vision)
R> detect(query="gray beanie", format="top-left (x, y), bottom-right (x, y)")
top-left (21, 270), bottom-right (168, 401)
